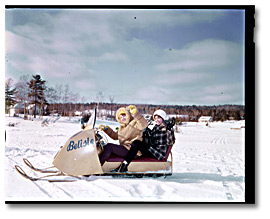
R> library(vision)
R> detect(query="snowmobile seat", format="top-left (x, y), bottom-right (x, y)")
top-left (107, 145), bottom-right (173, 162)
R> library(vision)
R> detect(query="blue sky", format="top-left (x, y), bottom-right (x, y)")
top-left (5, 8), bottom-right (245, 105)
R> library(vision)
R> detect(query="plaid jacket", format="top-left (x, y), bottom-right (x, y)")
top-left (148, 123), bottom-right (175, 160)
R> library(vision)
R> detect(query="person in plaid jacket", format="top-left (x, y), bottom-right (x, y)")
top-left (147, 109), bottom-right (175, 160)
top-left (148, 121), bottom-right (171, 160)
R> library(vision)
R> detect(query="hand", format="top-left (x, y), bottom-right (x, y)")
top-left (98, 124), bottom-right (108, 131)
top-left (128, 105), bottom-right (137, 115)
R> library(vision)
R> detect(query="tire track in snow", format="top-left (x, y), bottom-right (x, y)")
top-left (32, 182), bottom-right (53, 199)
top-left (51, 184), bottom-right (74, 199)
top-left (210, 137), bottom-right (227, 145)
top-left (216, 160), bottom-right (234, 201)
top-left (6, 156), bottom-right (54, 199)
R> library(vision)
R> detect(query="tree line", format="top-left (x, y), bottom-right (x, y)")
top-left (90, 103), bottom-right (245, 122)
top-left (5, 74), bottom-right (245, 122)
top-left (5, 74), bottom-right (82, 119)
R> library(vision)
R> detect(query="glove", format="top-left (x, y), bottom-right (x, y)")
top-left (99, 124), bottom-right (109, 131)
top-left (128, 105), bottom-right (137, 115)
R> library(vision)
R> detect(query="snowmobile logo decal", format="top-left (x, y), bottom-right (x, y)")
top-left (67, 137), bottom-right (93, 152)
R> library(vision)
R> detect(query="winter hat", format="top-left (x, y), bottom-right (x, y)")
top-left (116, 107), bottom-right (131, 125)
top-left (153, 109), bottom-right (166, 121)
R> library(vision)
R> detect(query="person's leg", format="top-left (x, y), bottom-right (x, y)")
top-left (137, 141), bottom-right (156, 159)
top-left (118, 140), bottom-right (151, 173)
top-left (124, 140), bottom-right (141, 164)
top-left (111, 140), bottom-right (142, 173)
top-left (99, 143), bottom-right (129, 166)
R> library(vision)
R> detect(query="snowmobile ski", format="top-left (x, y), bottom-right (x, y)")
top-left (15, 165), bottom-right (79, 182)
top-left (23, 158), bottom-right (59, 173)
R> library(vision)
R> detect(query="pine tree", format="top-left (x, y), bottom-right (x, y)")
top-left (5, 78), bottom-right (17, 115)
top-left (27, 74), bottom-right (47, 118)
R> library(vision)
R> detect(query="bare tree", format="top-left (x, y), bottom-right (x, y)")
top-left (45, 86), bottom-right (57, 114)
top-left (96, 91), bottom-right (104, 118)
top-left (55, 84), bottom-right (63, 115)
top-left (15, 74), bottom-right (30, 119)
top-left (63, 84), bottom-right (70, 116)
top-left (70, 91), bottom-right (80, 113)
top-left (96, 91), bottom-right (104, 103)
top-left (80, 96), bottom-right (86, 112)
top-left (109, 95), bottom-right (115, 120)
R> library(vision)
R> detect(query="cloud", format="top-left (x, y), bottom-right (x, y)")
top-left (5, 10), bottom-right (131, 78)
top-left (199, 93), bottom-right (233, 104)
top-left (156, 39), bottom-right (242, 72)
top-left (133, 78), bottom-right (244, 106)
top-left (154, 72), bottom-right (212, 86)
top-left (110, 9), bottom-right (225, 29)
top-left (75, 80), bottom-right (97, 90)
top-left (201, 83), bottom-right (242, 95)
top-left (133, 86), bottom-right (173, 104)
top-left (6, 31), bottom-right (92, 80)
top-left (92, 51), bottom-right (129, 63)
top-left (194, 83), bottom-right (244, 105)
top-left (11, 10), bottom-right (116, 48)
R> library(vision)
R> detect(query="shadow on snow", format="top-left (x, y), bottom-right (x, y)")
top-left (160, 172), bottom-right (244, 184)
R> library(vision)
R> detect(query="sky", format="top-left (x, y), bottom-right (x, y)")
top-left (5, 8), bottom-right (245, 106)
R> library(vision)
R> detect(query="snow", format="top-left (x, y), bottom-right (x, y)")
top-left (5, 115), bottom-right (245, 202)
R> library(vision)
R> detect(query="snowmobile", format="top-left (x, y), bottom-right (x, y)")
top-left (15, 108), bottom-right (174, 181)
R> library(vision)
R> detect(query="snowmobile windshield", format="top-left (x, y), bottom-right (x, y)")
top-left (88, 108), bottom-right (97, 129)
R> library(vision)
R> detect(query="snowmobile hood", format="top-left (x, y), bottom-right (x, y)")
top-left (116, 107), bottom-right (132, 126)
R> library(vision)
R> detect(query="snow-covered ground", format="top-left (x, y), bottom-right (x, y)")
top-left (5, 115), bottom-right (245, 202)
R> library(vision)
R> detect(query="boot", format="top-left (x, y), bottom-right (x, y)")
top-left (119, 162), bottom-right (128, 172)
top-left (110, 161), bottom-right (128, 173)
top-left (110, 165), bottom-right (121, 173)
